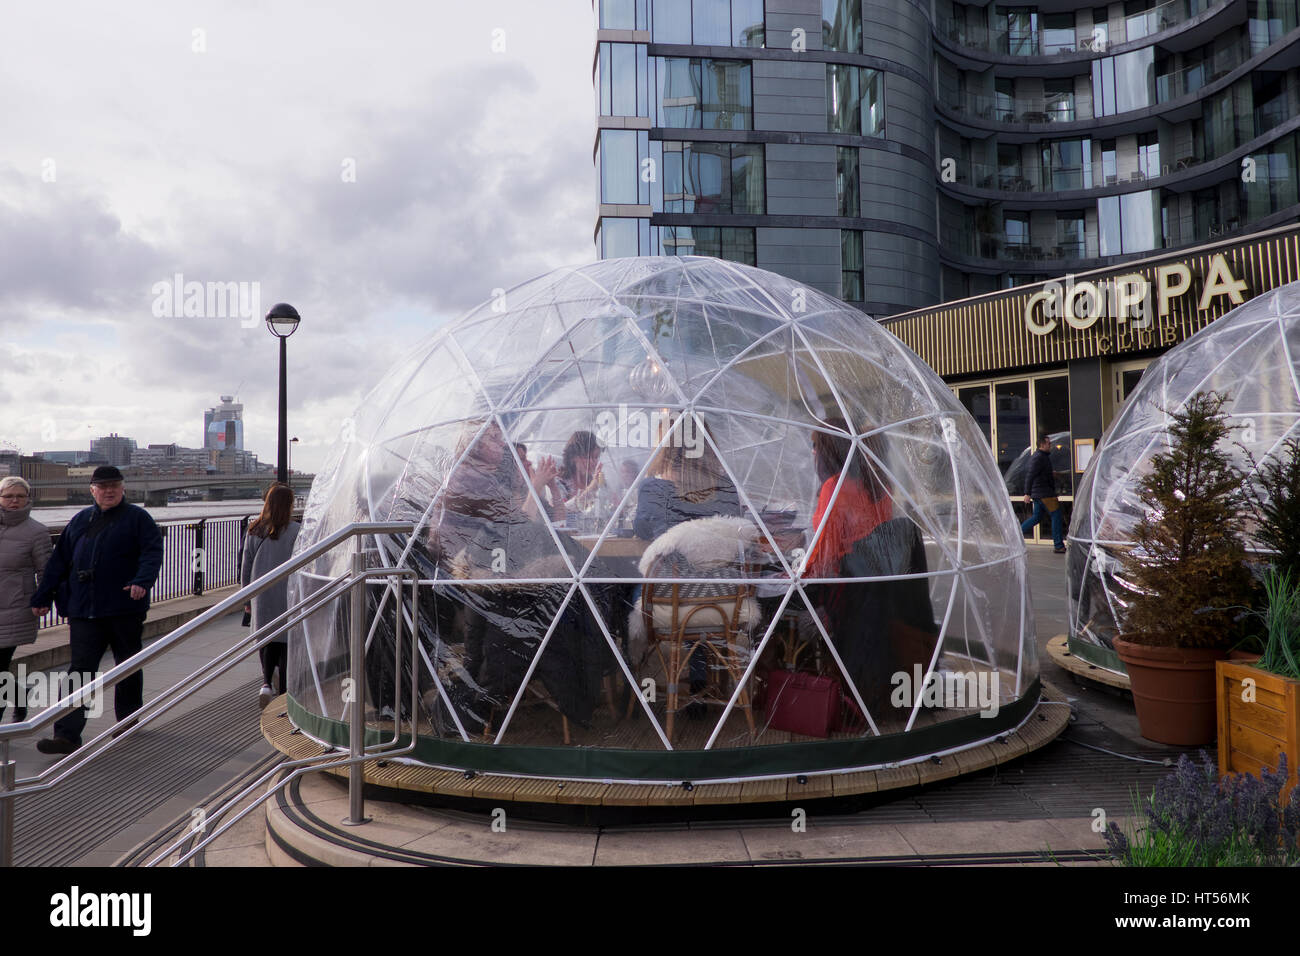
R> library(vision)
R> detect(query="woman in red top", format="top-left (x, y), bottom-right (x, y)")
top-left (805, 420), bottom-right (892, 578)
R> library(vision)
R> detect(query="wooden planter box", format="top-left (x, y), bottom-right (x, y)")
top-left (1216, 659), bottom-right (1300, 796)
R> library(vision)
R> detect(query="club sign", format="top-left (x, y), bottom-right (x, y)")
top-left (1023, 253), bottom-right (1250, 337)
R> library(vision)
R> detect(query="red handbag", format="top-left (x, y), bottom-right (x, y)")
top-left (764, 669), bottom-right (841, 738)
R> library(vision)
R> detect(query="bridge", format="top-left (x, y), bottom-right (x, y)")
top-left (28, 473), bottom-right (315, 506)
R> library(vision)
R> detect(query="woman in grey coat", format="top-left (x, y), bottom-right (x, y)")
top-left (0, 477), bottom-right (52, 723)
top-left (240, 483), bottom-right (300, 709)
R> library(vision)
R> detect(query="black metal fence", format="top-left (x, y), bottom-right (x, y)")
top-left (37, 513), bottom-right (256, 631)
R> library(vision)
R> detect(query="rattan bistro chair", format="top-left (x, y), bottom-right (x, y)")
top-left (635, 554), bottom-right (758, 743)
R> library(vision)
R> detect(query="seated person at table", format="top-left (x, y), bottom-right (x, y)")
top-left (634, 429), bottom-right (741, 541)
top-left (544, 430), bottom-right (605, 524)
top-left (804, 420), bottom-right (892, 578)
top-left (431, 421), bottom-right (609, 731)
top-left (800, 420), bottom-right (937, 714)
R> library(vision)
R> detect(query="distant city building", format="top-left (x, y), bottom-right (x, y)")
top-left (131, 443), bottom-right (212, 475)
top-left (34, 450), bottom-right (96, 466)
top-left (212, 448), bottom-right (262, 474)
top-left (89, 433), bottom-right (137, 467)
top-left (203, 395), bottom-right (244, 451)
top-left (0, 449), bottom-right (19, 477)
top-left (20, 455), bottom-right (69, 504)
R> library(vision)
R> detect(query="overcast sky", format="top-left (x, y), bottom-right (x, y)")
top-left (1, 0), bottom-right (596, 473)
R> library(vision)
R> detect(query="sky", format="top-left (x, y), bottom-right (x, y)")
top-left (0, 0), bottom-right (596, 473)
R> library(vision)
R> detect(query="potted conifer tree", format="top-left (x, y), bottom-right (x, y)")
top-left (1115, 391), bottom-right (1256, 746)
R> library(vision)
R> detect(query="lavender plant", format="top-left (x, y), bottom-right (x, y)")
top-left (1105, 752), bottom-right (1300, 866)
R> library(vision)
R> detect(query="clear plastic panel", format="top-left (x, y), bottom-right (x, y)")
top-left (1069, 281), bottom-right (1300, 657)
top-left (292, 257), bottom-right (1041, 773)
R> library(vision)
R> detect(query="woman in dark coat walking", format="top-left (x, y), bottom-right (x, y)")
top-left (0, 477), bottom-right (52, 723)
top-left (240, 483), bottom-right (300, 708)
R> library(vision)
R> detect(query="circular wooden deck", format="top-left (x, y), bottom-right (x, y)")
top-left (261, 680), bottom-right (1071, 808)
top-left (1046, 635), bottom-right (1131, 691)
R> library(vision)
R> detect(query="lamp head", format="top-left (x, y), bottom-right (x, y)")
top-left (265, 302), bottom-right (301, 338)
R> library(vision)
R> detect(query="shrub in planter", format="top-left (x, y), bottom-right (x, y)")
top-left (1216, 567), bottom-right (1300, 795)
top-left (1105, 751), bottom-right (1300, 866)
top-left (1116, 391), bottom-right (1257, 745)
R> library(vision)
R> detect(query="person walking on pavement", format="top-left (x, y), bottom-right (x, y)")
top-left (240, 483), bottom-right (300, 709)
top-left (30, 466), bottom-right (164, 753)
top-left (0, 477), bottom-right (52, 724)
top-left (1021, 436), bottom-right (1066, 553)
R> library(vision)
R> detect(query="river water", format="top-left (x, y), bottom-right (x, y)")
top-left (32, 498), bottom-right (269, 528)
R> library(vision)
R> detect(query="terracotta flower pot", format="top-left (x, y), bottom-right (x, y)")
top-left (1113, 638), bottom-right (1227, 746)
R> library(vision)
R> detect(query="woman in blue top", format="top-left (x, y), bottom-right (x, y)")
top-left (633, 423), bottom-right (741, 541)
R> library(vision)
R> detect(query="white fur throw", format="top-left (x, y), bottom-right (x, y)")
top-left (627, 516), bottom-right (762, 666)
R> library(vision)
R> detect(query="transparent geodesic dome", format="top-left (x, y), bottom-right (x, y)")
top-left (287, 257), bottom-right (1039, 782)
top-left (1069, 282), bottom-right (1300, 668)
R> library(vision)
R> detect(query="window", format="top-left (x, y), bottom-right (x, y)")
top-left (654, 57), bottom-right (752, 129)
top-left (1004, 212), bottom-right (1030, 247)
top-left (1044, 138), bottom-right (1092, 190)
top-left (1093, 47), bottom-right (1155, 116)
top-left (841, 230), bottom-right (863, 301)
top-left (658, 141), bottom-right (765, 213)
top-left (598, 43), bottom-right (649, 117)
top-left (599, 130), bottom-right (642, 204)
top-left (652, 0), bottom-right (765, 46)
top-left (598, 218), bottom-right (648, 257)
top-left (827, 65), bottom-right (884, 136)
top-left (1091, 7), bottom-right (1110, 51)
top-left (1137, 131), bottom-right (1160, 178)
top-left (653, 0), bottom-right (692, 41)
top-left (661, 226), bottom-right (756, 264)
top-left (732, 0), bottom-right (765, 47)
top-left (837, 146), bottom-right (859, 217)
top-left (995, 77), bottom-right (1015, 122)
top-left (1044, 78), bottom-right (1075, 121)
top-left (600, 0), bottom-right (648, 30)
top-left (1098, 189), bottom-right (1162, 254)
top-left (1042, 12), bottom-right (1076, 54)
top-left (1056, 213), bottom-right (1086, 257)
top-left (1101, 139), bottom-right (1117, 184)
top-left (998, 143), bottom-right (1023, 189)
top-left (1001, 6), bottom-right (1039, 55)
top-left (701, 59), bottom-right (752, 129)
top-left (823, 0), bottom-right (862, 52)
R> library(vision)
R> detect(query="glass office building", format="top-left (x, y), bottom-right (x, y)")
top-left (593, 0), bottom-right (1300, 314)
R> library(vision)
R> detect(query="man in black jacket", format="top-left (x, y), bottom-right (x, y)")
top-left (1021, 436), bottom-right (1065, 553)
top-left (30, 466), bottom-right (164, 753)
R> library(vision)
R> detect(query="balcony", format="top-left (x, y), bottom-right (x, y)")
top-left (939, 0), bottom-right (1215, 57)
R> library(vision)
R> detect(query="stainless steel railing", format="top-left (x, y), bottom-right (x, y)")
top-left (0, 520), bottom-right (418, 867)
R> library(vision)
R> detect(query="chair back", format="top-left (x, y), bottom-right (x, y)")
top-left (641, 550), bottom-right (753, 644)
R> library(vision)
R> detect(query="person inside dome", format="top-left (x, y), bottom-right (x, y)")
top-left (546, 430), bottom-right (606, 526)
top-left (804, 420), bottom-right (892, 579)
top-left (633, 417), bottom-right (741, 541)
top-left (798, 419), bottom-right (938, 717)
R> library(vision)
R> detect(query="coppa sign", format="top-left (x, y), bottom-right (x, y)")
top-left (1024, 253), bottom-right (1249, 336)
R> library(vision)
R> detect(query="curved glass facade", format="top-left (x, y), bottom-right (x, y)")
top-left (594, 0), bottom-right (940, 317)
top-left (596, 1), bottom-right (1298, 310)
top-left (936, 0), bottom-right (1300, 298)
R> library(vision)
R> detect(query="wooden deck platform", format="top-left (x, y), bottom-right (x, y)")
top-left (1046, 635), bottom-right (1130, 691)
top-left (261, 680), bottom-right (1071, 808)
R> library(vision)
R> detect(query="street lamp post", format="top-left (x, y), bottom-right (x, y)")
top-left (289, 436), bottom-right (299, 476)
top-left (266, 303), bottom-right (301, 485)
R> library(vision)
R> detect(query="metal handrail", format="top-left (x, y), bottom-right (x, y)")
top-left (0, 521), bottom-right (417, 867)
top-left (152, 566), bottom-right (420, 867)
